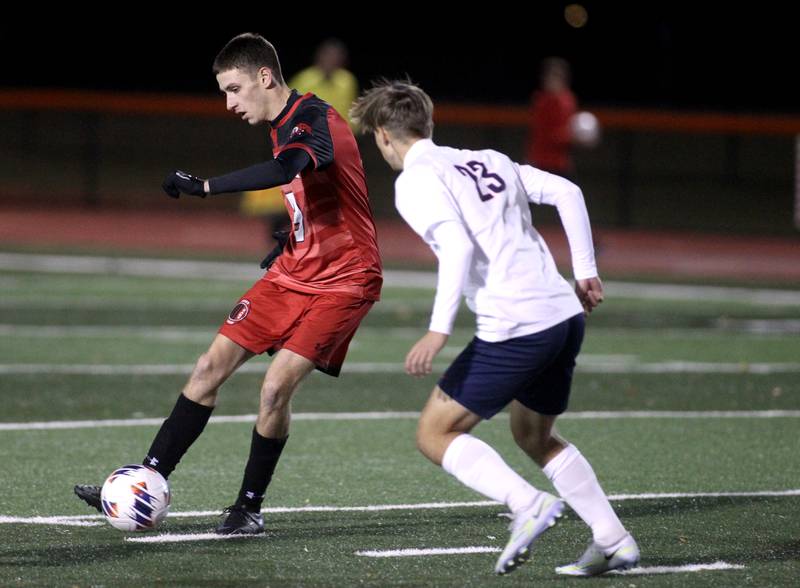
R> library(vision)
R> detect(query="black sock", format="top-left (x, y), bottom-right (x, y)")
top-left (236, 429), bottom-right (288, 512)
top-left (143, 394), bottom-right (213, 479)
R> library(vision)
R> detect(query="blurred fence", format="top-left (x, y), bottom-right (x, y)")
top-left (1, 89), bottom-right (799, 234)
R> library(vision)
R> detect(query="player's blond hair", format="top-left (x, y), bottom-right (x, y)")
top-left (350, 79), bottom-right (433, 140)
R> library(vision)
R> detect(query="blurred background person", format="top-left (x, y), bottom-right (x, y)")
top-left (289, 38), bottom-right (358, 127)
top-left (525, 57), bottom-right (578, 178)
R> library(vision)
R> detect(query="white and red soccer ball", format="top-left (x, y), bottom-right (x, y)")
top-left (100, 464), bottom-right (171, 531)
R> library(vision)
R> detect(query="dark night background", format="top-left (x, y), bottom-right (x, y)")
top-left (1, 5), bottom-right (796, 113)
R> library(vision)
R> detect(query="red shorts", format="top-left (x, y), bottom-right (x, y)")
top-left (218, 279), bottom-right (373, 377)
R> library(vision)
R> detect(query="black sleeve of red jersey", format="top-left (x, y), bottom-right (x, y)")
top-left (281, 104), bottom-right (335, 170)
top-left (207, 149), bottom-right (311, 194)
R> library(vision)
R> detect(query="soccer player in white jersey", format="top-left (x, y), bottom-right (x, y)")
top-left (351, 81), bottom-right (639, 577)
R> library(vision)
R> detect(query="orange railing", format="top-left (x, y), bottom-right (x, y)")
top-left (3, 88), bottom-right (800, 135)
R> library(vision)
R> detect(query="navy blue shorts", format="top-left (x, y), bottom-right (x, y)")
top-left (438, 314), bottom-right (585, 419)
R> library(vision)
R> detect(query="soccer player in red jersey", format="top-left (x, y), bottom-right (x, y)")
top-left (75, 33), bottom-right (382, 535)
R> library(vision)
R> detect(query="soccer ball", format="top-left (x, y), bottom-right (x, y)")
top-left (570, 111), bottom-right (601, 147)
top-left (100, 464), bottom-right (171, 531)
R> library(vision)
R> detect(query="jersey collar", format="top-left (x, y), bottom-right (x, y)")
top-left (271, 89), bottom-right (306, 128)
top-left (402, 138), bottom-right (436, 169)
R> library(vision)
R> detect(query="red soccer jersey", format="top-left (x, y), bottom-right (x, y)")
top-left (267, 91), bottom-right (382, 300)
top-left (525, 89), bottom-right (577, 173)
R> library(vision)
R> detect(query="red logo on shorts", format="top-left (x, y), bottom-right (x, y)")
top-left (226, 299), bottom-right (251, 324)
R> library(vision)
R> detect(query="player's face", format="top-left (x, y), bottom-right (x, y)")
top-left (217, 68), bottom-right (269, 125)
top-left (373, 129), bottom-right (403, 171)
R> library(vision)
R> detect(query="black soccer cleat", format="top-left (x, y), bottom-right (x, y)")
top-left (215, 504), bottom-right (265, 535)
top-left (74, 484), bottom-right (103, 512)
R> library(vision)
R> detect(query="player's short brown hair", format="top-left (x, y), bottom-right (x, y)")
top-left (213, 33), bottom-right (285, 85)
top-left (350, 79), bottom-right (434, 140)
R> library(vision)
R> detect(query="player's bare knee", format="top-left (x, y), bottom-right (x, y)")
top-left (259, 379), bottom-right (292, 414)
top-left (192, 352), bottom-right (219, 382)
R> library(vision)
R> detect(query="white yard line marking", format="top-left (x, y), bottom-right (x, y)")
top-left (3, 360), bottom-right (800, 376)
top-left (3, 253), bottom-right (800, 304)
top-left (4, 501), bottom-right (500, 525)
top-left (577, 361), bottom-right (800, 374)
top-left (0, 325), bottom-right (212, 341)
top-left (0, 325), bottom-right (469, 341)
top-left (714, 318), bottom-right (800, 334)
top-left (125, 533), bottom-right (259, 544)
top-left (612, 561), bottom-right (746, 575)
top-left (356, 547), bottom-right (746, 575)
top-left (356, 546), bottom-right (500, 557)
top-left (3, 490), bottom-right (798, 527)
top-left (607, 489), bottom-right (800, 500)
top-left (3, 410), bottom-right (800, 432)
top-left (0, 412), bottom-right (421, 431)
top-left (0, 516), bottom-right (103, 527)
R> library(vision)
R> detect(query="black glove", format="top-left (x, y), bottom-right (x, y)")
top-left (162, 170), bottom-right (207, 198)
top-left (260, 230), bottom-right (290, 269)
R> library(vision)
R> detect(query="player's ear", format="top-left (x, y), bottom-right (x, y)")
top-left (376, 127), bottom-right (391, 146)
top-left (258, 66), bottom-right (272, 87)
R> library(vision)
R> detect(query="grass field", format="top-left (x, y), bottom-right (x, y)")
top-left (1, 258), bottom-right (799, 586)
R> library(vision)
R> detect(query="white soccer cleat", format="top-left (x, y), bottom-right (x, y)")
top-left (494, 492), bottom-right (564, 575)
top-left (555, 533), bottom-right (640, 576)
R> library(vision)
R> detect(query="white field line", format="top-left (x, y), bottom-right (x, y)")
top-left (0, 297), bottom-right (434, 313)
top-left (356, 547), bottom-right (746, 576)
top-left (714, 318), bottom-right (800, 334)
top-left (607, 489), bottom-right (800, 500)
top-left (3, 490), bottom-right (798, 527)
top-left (121, 535), bottom-right (750, 574)
top-left (5, 322), bottom-right (796, 341)
top-left (0, 324), bottom-right (212, 342)
top-left (356, 546), bottom-right (500, 557)
top-left (612, 561), bottom-right (746, 575)
top-left (0, 516), bottom-right (103, 527)
top-left (0, 325), bottom-right (462, 341)
top-left (3, 410), bottom-right (800, 432)
top-left (2, 252), bottom-right (800, 304)
top-left (0, 412), bottom-right (422, 431)
top-left (3, 360), bottom-right (800, 376)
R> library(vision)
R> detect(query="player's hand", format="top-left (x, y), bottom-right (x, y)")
top-left (405, 331), bottom-right (449, 377)
top-left (575, 276), bottom-right (604, 314)
top-left (260, 230), bottom-right (290, 269)
top-left (162, 170), bottom-right (207, 198)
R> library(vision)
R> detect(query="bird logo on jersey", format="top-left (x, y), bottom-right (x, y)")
top-left (290, 123), bottom-right (313, 139)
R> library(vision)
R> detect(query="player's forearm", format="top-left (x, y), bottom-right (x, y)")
top-left (428, 223), bottom-right (474, 335)
top-left (207, 149), bottom-right (311, 195)
top-left (550, 182), bottom-right (597, 279)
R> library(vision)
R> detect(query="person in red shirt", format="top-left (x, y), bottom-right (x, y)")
top-left (74, 33), bottom-right (382, 535)
top-left (525, 58), bottom-right (578, 177)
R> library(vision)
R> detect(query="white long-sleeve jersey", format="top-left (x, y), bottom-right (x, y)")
top-left (394, 139), bottom-right (596, 342)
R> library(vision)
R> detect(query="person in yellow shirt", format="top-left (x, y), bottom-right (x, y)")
top-left (289, 38), bottom-right (358, 126)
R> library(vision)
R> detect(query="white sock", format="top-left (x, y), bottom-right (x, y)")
top-left (442, 434), bottom-right (539, 514)
top-left (543, 443), bottom-right (627, 548)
